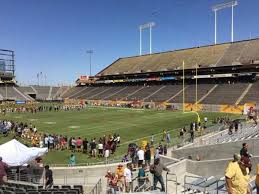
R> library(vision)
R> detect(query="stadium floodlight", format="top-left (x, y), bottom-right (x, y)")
top-left (86, 50), bottom-right (94, 76)
top-left (139, 22), bottom-right (155, 55)
top-left (212, 1), bottom-right (238, 44)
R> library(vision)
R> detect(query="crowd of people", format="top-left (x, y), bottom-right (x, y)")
top-left (0, 104), bottom-right (85, 114)
top-left (0, 119), bottom-right (122, 162)
top-left (105, 158), bottom-right (169, 194)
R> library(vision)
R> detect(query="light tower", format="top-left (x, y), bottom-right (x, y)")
top-left (86, 50), bottom-right (94, 76)
top-left (212, 1), bottom-right (238, 44)
top-left (139, 22), bottom-right (155, 55)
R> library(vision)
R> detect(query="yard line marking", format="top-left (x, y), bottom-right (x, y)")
top-left (44, 121), bottom-right (56, 125)
top-left (69, 126), bottom-right (81, 129)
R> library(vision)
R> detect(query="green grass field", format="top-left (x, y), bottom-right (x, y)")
top-left (0, 106), bottom-right (239, 165)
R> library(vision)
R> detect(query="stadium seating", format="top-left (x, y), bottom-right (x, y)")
top-left (239, 39), bottom-right (259, 64)
top-left (169, 84), bottom-right (215, 103)
top-left (126, 85), bottom-right (163, 101)
top-left (182, 175), bottom-right (258, 194)
top-left (50, 87), bottom-right (60, 99)
top-left (53, 86), bottom-right (70, 99)
top-left (0, 182), bottom-right (83, 194)
top-left (216, 41), bottom-right (245, 66)
top-left (67, 87), bottom-right (92, 99)
top-left (105, 85), bottom-right (143, 100)
top-left (90, 86), bottom-right (124, 100)
top-left (32, 86), bottom-right (51, 100)
top-left (201, 83), bottom-right (249, 105)
top-left (61, 87), bottom-right (84, 98)
top-left (17, 86), bottom-right (35, 95)
top-left (145, 84), bottom-right (183, 102)
top-left (240, 81), bottom-right (259, 104)
top-left (99, 39), bottom-right (259, 76)
top-left (0, 87), bottom-right (32, 101)
top-left (201, 123), bottom-right (259, 146)
top-left (79, 87), bottom-right (109, 99)
top-left (60, 81), bottom-right (259, 106)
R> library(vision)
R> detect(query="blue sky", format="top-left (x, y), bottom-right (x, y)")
top-left (0, 0), bottom-right (258, 85)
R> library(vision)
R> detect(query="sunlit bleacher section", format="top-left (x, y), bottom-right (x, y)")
top-left (99, 43), bottom-right (230, 76)
top-left (201, 123), bottom-right (259, 146)
top-left (98, 39), bottom-right (259, 76)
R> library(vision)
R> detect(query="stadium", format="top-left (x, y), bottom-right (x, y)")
top-left (1, 1), bottom-right (259, 194)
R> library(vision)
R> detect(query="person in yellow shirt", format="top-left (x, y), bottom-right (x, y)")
top-left (256, 163), bottom-right (259, 194)
top-left (225, 154), bottom-right (251, 194)
top-left (116, 164), bottom-right (124, 191)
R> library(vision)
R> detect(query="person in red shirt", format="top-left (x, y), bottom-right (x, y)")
top-left (76, 137), bottom-right (82, 152)
top-left (0, 157), bottom-right (8, 186)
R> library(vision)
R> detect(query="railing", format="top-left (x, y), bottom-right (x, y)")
top-left (184, 175), bottom-right (226, 194)
top-left (166, 172), bottom-right (178, 194)
top-left (89, 178), bottom-right (102, 194)
top-left (50, 157), bottom-right (123, 167)
top-left (7, 171), bottom-right (43, 185)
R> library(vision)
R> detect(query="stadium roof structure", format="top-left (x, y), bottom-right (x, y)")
top-left (97, 38), bottom-right (259, 77)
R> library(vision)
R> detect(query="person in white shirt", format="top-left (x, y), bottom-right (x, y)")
top-left (137, 148), bottom-right (145, 167)
top-left (33, 126), bottom-right (37, 133)
top-left (98, 143), bottom-right (103, 157)
top-left (124, 163), bottom-right (133, 193)
top-left (204, 117), bottom-right (208, 123)
top-left (44, 136), bottom-right (49, 148)
top-left (154, 147), bottom-right (160, 159)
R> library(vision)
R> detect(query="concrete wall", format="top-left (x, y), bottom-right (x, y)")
top-left (51, 162), bottom-right (126, 186)
top-left (172, 138), bottom-right (259, 160)
top-left (186, 156), bottom-right (259, 178)
top-left (159, 155), bottom-right (179, 166)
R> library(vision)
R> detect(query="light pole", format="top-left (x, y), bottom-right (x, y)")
top-left (139, 22), bottom-right (155, 55)
top-left (86, 50), bottom-right (93, 76)
top-left (212, 1), bottom-right (238, 44)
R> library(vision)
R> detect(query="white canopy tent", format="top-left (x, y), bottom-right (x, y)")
top-left (0, 139), bottom-right (48, 166)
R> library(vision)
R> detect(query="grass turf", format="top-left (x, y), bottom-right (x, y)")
top-left (0, 106), bottom-right (239, 165)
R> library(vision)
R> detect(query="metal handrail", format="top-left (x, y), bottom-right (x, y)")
top-left (183, 175), bottom-right (207, 194)
top-left (7, 172), bottom-right (43, 184)
top-left (89, 178), bottom-right (102, 194)
top-left (166, 172), bottom-right (178, 194)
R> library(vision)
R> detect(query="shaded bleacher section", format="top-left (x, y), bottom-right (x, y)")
top-left (169, 84), bottom-right (215, 103)
top-left (145, 85), bottom-right (182, 102)
top-left (201, 83), bottom-right (249, 105)
top-left (61, 87), bottom-right (84, 98)
top-left (126, 85), bottom-right (162, 101)
top-left (32, 86), bottom-right (51, 100)
top-left (0, 182), bottom-right (83, 194)
top-left (62, 80), bottom-right (259, 105)
top-left (19, 86), bottom-right (63, 101)
top-left (98, 39), bottom-right (259, 76)
top-left (107, 86), bottom-right (142, 100)
top-left (0, 86), bottom-right (32, 101)
top-left (240, 81), bottom-right (259, 104)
